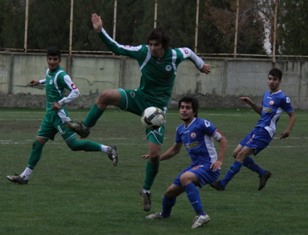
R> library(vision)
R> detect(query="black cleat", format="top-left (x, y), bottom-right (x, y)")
top-left (210, 181), bottom-right (225, 191)
top-left (7, 174), bottom-right (28, 185)
top-left (258, 171), bottom-right (272, 191)
top-left (66, 121), bottom-right (90, 139)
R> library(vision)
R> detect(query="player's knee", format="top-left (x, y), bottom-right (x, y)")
top-left (235, 152), bottom-right (246, 162)
top-left (97, 89), bottom-right (115, 106)
top-left (232, 151), bottom-right (237, 159)
top-left (32, 140), bottom-right (44, 151)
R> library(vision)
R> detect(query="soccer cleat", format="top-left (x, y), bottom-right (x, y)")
top-left (258, 171), bottom-right (272, 191)
top-left (66, 121), bottom-right (90, 139)
top-left (191, 214), bottom-right (210, 229)
top-left (210, 181), bottom-right (225, 191)
top-left (107, 145), bottom-right (118, 166)
top-left (140, 190), bottom-right (151, 211)
top-left (146, 212), bottom-right (168, 220)
top-left (6, 174), bottom-right (28, 185)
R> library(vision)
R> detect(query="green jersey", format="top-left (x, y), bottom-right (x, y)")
top-left (40, 66), bottom-right (79, 111)
top-left (39, 66), bottom-right (80, 123)
top-left (98, 29), bottom-right (205, 107)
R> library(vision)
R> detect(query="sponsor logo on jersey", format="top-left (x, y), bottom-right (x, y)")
top-left (185, 141), bottom-right (199, 150)
top-left (165, 65), bottom-right (172, 71)
top-left (263, 107), bottom-right (272, 113)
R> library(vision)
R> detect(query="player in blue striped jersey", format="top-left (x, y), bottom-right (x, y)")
top-left (211, 68), bottom-right (296, 191)
top-left (67, 13), bottom-right (212, 211)
top-left (146, 97), bottom-right (227, 229)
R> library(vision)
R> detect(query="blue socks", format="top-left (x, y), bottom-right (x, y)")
top-left (243, 156), bottom-right (266, 175)
top-left (220, 161), bottom-right (243, 187)
top-left (161, 195), bottom-right (176, 217)
top-left (184, 183), bottom-right (205, 216)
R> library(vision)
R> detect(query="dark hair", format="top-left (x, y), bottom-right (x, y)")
top-left (269, 68), bottom-right (282, 80)
top-left (147, 27), bottom-right (169, 50)
top-left (47, 47), bottom-right (61, 59)
top-left (178, 96), bottom-right (199, 117)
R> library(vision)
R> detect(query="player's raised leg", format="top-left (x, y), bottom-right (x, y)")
top-left (67, 89), bottom-right (121, 138)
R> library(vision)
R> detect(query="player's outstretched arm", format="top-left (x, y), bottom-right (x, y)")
top-left (240, 96), bottom-right (262, 114)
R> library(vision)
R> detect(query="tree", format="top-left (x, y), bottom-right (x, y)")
top-left (200, 0), bottom-right (264, 54)
top-left (0, 0), bottom-right (25, 49)
top-left (277, 0), bottom-right (308, 55)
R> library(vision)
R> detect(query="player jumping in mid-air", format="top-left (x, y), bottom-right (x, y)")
top-left (67, 13), bottom-right (211, 212)
top-left (6, 47), bottom-right (118, 185)
top-left (211, 68), bottom-right (295, 191)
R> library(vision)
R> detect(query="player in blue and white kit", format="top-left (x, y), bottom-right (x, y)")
top-left (211, 68), bottom-right (296, 191)
top-left (145, 97), bottom-right (227, 229)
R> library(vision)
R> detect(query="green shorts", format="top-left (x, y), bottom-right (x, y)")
top-left (37, 111), bottom-right (75, 141)
top-left (118, 88), bottom-right (167, 145)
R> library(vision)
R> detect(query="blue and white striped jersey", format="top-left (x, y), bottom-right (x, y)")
top-left (175, 117), bottom-right (219, 167)
top-left (256, 90), bottom-right (294, 137)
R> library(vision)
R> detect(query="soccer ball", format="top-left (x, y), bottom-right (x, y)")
top-left (141, 106), bottom-right (165, 129)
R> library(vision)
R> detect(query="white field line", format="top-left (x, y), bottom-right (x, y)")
top-left (0, 137), bottom-right (306, 148)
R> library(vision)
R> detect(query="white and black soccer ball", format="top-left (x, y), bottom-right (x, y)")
top-left (141, 106), bottom-right (165, 129)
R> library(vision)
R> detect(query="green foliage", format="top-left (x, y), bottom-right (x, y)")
top-left (0, 0), bottom-right (307, 55)
top-left (0, 108), bottom-right (307, 234)
top-left (278, 0), bottom-right (308, 55)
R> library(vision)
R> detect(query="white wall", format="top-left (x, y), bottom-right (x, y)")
top-left (0, 52), bottom-right (307, 109)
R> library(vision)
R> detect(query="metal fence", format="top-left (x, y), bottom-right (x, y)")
top-left (18, 0), bottom-right (280, 64)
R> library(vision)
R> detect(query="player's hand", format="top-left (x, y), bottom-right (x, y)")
top-left (210, 160), bottom-right (222, 171)
top-left (91, 13), bottom-right (103, 32)
top-left (239, 96), bottom-right (253, 105)
top-left (142, 154), bottom-right (150, 159)
top-left (52, 102), bottom-right (61, 111)
top-left (200, 64), bottom-right (211, 74)
top-left (28, 80), bottom-right (39, 87)
top-left (279, 130), bottom-right (290, 139)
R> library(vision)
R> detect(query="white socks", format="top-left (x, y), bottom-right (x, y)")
top-left (20, 167), bottom-right (33, 180)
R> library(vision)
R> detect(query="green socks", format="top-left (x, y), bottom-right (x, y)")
top-left (83, 104), bottom-right (104, 127)
top-left (143, 160), bottom-right (160, 190)
top-left (27, 140), bottom-right (44, 168)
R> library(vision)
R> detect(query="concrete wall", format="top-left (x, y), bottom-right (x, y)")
top-left (0, 52), bottom-right (307, 109)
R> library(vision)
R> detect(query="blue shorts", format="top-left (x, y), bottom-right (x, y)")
top-left (173, 164), bottom-right (220, 187)
top-left (240, 127), bottom-right (272, 155)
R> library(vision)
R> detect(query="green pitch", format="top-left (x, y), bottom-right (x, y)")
top-left (0, 108), bottom-right (307, 235)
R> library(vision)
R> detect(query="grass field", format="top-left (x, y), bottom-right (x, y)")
top-left (0, 108), bottom-right (307, 235)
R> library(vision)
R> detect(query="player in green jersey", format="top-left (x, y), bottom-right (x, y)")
top-left (6, 47), bottom-right (118, 185)
top-left (67, 13), bottom-right (211, 211)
